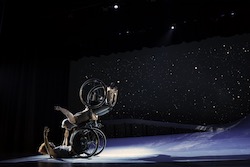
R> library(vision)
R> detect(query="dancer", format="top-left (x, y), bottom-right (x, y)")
top-left (54, 105), bottom-right (98, 126)
top-left (38, 126), bottom-right (76, 158)
top-left (107, 82), bottom-right (119, 108)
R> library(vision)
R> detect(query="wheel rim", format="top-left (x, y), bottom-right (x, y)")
top-left (71, 128), bottom-right (99, 158)
top-left (93, 128), bottom-right (107, 156)
top-left (79, 78), bottom-right (107, 109)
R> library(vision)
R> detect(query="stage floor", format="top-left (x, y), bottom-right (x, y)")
top-left (1, 116), bottom-right (250, 167)
top-left (1, 132), bottom-right (250, 166)
top-left (0, 156), bottom-right (250, 167)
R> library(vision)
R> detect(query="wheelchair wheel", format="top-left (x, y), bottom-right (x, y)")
top-left (79, 78), bottom-right (107, 109)
top-left (70, 128), bottom-right (99, 158)
top-left (92, 128), bottom-right (107, 156)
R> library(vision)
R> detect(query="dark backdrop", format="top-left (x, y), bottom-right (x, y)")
top-left (0, 44), bottom-right (71, 158)
top-left (0, 2), bottom-right (71, 156)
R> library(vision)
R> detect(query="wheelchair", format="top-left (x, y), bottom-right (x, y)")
top-left (68, 120), bottom-right (107, 158)
top-left (65, 78), bottom-right (113, 158)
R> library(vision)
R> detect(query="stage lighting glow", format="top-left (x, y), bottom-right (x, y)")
top-left (114, 4), bottom-right (119, 9)
top-left (101, 146), bottom-right (158, 158)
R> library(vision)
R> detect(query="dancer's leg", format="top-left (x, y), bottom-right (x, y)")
top-left (54, 106), bottom-right (76, 124)
top-left (62, 128), bottom-right (69, 146)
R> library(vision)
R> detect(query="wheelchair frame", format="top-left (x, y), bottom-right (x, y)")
top-left (69, 120), bottom-right (107, 158)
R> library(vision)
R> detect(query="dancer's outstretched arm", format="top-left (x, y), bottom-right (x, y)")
top-left (43, 127), bottom-right (57, 158)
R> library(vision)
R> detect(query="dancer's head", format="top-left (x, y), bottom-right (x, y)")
top-left (110, 82), bottom-right (115, 88)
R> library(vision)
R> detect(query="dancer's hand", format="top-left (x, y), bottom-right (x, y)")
top-left (44, 126), bottom-right (50, 133)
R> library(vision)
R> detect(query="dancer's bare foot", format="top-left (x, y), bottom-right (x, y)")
top-left (54, 106), bottom-right (61, 111)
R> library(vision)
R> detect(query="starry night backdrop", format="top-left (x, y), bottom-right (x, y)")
top-left (69, 34), bottom-right (250, 126)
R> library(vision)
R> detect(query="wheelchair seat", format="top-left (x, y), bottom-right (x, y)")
top-left (92, 105), bottom-right (112, 116)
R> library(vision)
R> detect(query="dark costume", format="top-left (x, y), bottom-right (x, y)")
top-left (53, 146), bottom-right (75, 158)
